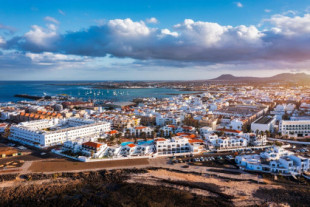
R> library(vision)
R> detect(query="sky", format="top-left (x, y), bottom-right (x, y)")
top-left (1, 0), bottom-right (310, 80)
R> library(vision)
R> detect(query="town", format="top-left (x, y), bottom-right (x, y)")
top-left (1, 81), bottom-right (310, 180)
top-left (2, 0), bottom-right (310, 205)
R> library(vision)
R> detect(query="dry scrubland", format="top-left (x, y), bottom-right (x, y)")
top-left (0, 167), bottom-right (309, 207)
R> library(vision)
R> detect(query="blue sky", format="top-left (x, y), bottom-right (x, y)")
top-left (1, 0), bottom-right (310, 80)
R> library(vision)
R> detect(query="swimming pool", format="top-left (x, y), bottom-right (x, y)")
top-left (120, 140), bottom-right (154, 146)
top-left (120, 141), bottom-right (134, 146)
top-left (137, 140), bottom-right (154, 145)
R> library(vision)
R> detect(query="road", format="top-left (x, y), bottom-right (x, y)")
top-left (268, 137), bottom-right (310, 145)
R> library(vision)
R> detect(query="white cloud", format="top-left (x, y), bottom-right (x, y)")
top-left (44, 16), bottom-right (59, 24)
top-left (282, 10), bottom-right (297, 16)
top-left (5, 14), bottom-right (310, 69)
top-left (108, 18), bottom-right (151, 37)
top-left (235, 2), bottom-right (243, 8)
top-left (0, 36), bottom-right (5, 44)
top-left (58, 9), bottom-right (65, 16)
top-left (24, 24), bottom-right (58, 47)
top-left (23, 52), bottom-right (91, 69)
top-left (267, 14), bottom-right (310, 36)
top-left (26, 52), bottom-right (84, 62)
top-left (264, 9), bottom-right (271, 13)
top-left (160, 29), bottom-right (178, 37)
top-left (146, 17), bottom-right (158, 24)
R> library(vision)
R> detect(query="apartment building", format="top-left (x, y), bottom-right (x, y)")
top-left (9, 118), bottom-right (110, 147)
top-left (155, 137), bottom-right (191, 155)
top-left (279, 120), bottom-right (310, 137)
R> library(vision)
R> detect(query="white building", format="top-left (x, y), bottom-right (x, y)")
top-left (216, 136), bottom-right (247, 149)
top-left (251, 116), bottom-right (276, 133)
top-left (117, 142), bottom-right (155, 157)
top-left (200, 127), bottom-right (213, 138)
top-left (155, 137), bottom-right (192, 155)
top-left (156, 115), bottom-right (181, 126)
top-left (230, 119), bottom-right (244, 130)
top-left (0, 111), bottom-right (18, 120)
top-left (243, 133), bottom-right (267, 146)
top-left (279, 120), bottom-right (310, 138)
top-left (161, 125), bottom-right (177, 137)
top-left (62, 140), bottom-right (108, 158)
top-left (126, 126), bottom-right (153, 137)
top-left (205, 133), bottom-right (266, 150)
top-left (236, 146), bottom-right (309, 175)
top-left (9, 118), bottom-right (110, 147)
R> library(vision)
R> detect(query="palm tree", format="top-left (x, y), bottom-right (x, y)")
top-left (141, 132), bottom-right (147, 141)
top-left (255, 129), bottom-right (259, 135)
top-left (125, 129), bottom-right (130, 138)
top-left (160, 130), bottom-right (164, 137)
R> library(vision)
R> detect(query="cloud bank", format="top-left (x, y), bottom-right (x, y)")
top-left (2, 14), bottom-right (310, 69)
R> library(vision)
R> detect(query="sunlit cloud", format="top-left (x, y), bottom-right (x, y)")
top-left (44, 16), bottom-right (59, 24)
top-left (235, 2), bottom-right (243, 8)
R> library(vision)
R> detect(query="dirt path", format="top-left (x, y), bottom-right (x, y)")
top-left (28, 158), bottom-right (150, 173)
top-left (19, 161), bottom-right (33, 175)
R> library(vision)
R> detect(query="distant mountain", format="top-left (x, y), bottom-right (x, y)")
top-left (211, 73), bottom-right (310, 82)
top-left (268, 73), bottom-right (310, 81)
top-left (211, 74), bottom-right (258, 81)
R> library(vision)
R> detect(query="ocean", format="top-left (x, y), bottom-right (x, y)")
top-left (0, 81), bottom-right (192, 103)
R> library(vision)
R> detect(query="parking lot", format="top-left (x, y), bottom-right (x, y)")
top-left (170, 147), bottom-right (269, 163)
top-left (0, 136), bottom-right (64, 167)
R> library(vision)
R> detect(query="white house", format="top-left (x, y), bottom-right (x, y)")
top-left (126, 126), bottom-right (153, 137)
top-left (62, 140), bottom-right (108, 158)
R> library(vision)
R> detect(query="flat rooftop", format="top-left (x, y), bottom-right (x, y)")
top-left (254, 116), bottom-right (274, 124)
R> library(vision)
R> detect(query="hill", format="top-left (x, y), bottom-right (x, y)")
top-left (211, 73), bottom-right (310, 83)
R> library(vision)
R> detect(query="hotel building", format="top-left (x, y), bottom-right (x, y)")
top-left (9, 118), bottom-right (110, 147)
top-left (279, 120), bottom-right (310, 138)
